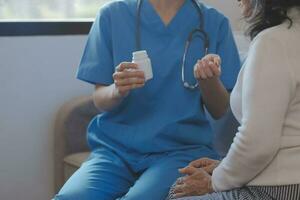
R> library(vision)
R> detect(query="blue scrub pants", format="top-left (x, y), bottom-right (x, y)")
top-left (54, 147), bottom-right (217, 200)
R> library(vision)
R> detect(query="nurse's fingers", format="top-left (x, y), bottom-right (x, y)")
top-left (194, 62), bottom-right (201, 80)
top-left (113, 70), bottom-right (145, 80)
top-left (196, 60), bottom-right (208, 79)
top-left (115, 77), bottom-right (145, 86)
top-left (213, 55), bottom-right (221, 66)
top-left (203, 54), bottom-right (221, 66)
top-left (199, 58), bottom-right (221, 78)
top-left (209, 62), bottom-right (221, 77)
top-left (202, 59), bottom-right (214, 78)
top-left (203, 56), bottom-right (221, 77)
top-left (193, 61), bottom-right (200, 79)
top-left (116, 62), bottom-right (138, 72)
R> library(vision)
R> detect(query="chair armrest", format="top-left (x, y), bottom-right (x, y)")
top-left (54, 95), bottom-right (99, 192)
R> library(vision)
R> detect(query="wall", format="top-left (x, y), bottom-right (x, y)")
top-left (202, 0), bottom-right (242, 30)
top-left (0, 2), bottom-right (242, 200)
top-left (0, 36), bottom-right (92, 200)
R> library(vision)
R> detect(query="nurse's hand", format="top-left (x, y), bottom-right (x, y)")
top-left (194, 54), bottom-right (221, 81)
top-left (113, 62), bottom-right (146, 97)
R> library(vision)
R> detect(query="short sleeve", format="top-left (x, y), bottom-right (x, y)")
top-left (76, 7), bottom-right (114, 85)
top-left (217, 18), bottom-right (241, 90)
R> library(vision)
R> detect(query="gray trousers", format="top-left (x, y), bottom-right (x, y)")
top-left (170, 184), bottom-right (300, 200)
top-left (174, 190), bottom-right (237, 200)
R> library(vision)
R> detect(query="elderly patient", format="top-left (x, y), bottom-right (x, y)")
top-left (168, 0), bottom-right (300, 199)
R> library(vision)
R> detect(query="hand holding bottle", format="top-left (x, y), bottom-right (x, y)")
top-left (113, 62), bottom-right (145, 97)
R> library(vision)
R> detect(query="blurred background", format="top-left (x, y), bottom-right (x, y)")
top-left (0, 0), bottom-right (110, 20)
top-left (0, 1), bottom-right (247, 200)
top-left (0, 0), bottom-right (241, 29)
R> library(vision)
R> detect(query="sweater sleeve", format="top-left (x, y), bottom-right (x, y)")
top-left (211, 33), bottom-right (295, 191)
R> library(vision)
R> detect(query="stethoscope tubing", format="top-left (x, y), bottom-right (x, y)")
top-left (136, 0), bottom-right (210, 89)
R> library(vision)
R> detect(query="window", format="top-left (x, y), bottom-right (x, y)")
top-left (0, 0), bottom-right (112, 36)
top-left (0, 0), bottom-right (111, 20)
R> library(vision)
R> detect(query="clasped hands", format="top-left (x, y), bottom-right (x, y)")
top-left (171, 158), bottom-right (220, 199)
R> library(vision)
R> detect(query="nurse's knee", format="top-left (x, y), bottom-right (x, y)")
top-left (53, 191), bottom-right (89, 200)
top-left (53, 193), bottom-right (68, 200)
top-left (53, 193), bottom-right (72, 200)
top-left (121, 194), bottom-right (167, 200)
top-left (53, 189), bottom-right (112, 200)
top-left (120, 188), bottom-right (168, 200)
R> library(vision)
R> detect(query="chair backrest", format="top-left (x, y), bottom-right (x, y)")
top-left (54, 95), bottom-right (99, 192)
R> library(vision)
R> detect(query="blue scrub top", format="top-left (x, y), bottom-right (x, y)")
top-left (77, 0), bottom-right (241, 156)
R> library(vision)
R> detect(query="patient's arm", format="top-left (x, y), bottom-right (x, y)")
top-left (211, 33), bottom-right (293, 192)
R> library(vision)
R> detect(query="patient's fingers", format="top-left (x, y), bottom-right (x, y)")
top-left (189, 158), bottom-right (217, 168)
top-left (202, 165), bottom-right (216, 175)
top-left (172, 192), bottom-right (186, 199)
top-left (179, 166), bottom-right (198, 176)
top-left (175, 177), bottom-right (186, 185)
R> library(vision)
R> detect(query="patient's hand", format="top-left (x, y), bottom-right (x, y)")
top-left (172, 167), bottom-right (213, 198)
top-left (168, 158), bottom-right (220, 199)
top-left (188, 158), bottom-right (220, 175)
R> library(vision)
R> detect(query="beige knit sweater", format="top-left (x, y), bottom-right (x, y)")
top-left (212, 8), bottom-right (300, 191)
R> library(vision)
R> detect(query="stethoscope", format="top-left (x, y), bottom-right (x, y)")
top-left (136, 0), bottom-right (210, 90)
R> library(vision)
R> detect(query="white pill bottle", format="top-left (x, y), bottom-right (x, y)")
top-left (132, 50), bottom-right (153, 81)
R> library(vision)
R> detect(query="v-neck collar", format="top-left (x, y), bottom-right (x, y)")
top-left (142, 0), bottom-right (190, 33)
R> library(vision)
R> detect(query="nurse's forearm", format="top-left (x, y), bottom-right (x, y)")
top-left (92, 84), bottom-right (124, 112)
top-left (199, 78), bottom-right (229, 119)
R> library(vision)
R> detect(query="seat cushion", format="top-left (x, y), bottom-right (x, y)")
top-left (63, 152), bottom-right (90, 181)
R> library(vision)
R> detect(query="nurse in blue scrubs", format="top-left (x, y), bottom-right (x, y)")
top-left (54, 0), bottom-right (240, 199)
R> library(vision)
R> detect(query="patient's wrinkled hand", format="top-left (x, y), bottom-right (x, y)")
top-left (188, 157), bottom-right (220, 175)
top-left (171, 167), bottom-right (213, 198)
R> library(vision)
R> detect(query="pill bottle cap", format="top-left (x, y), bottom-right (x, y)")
top-left (132, 50), bottom-right (148, 60)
